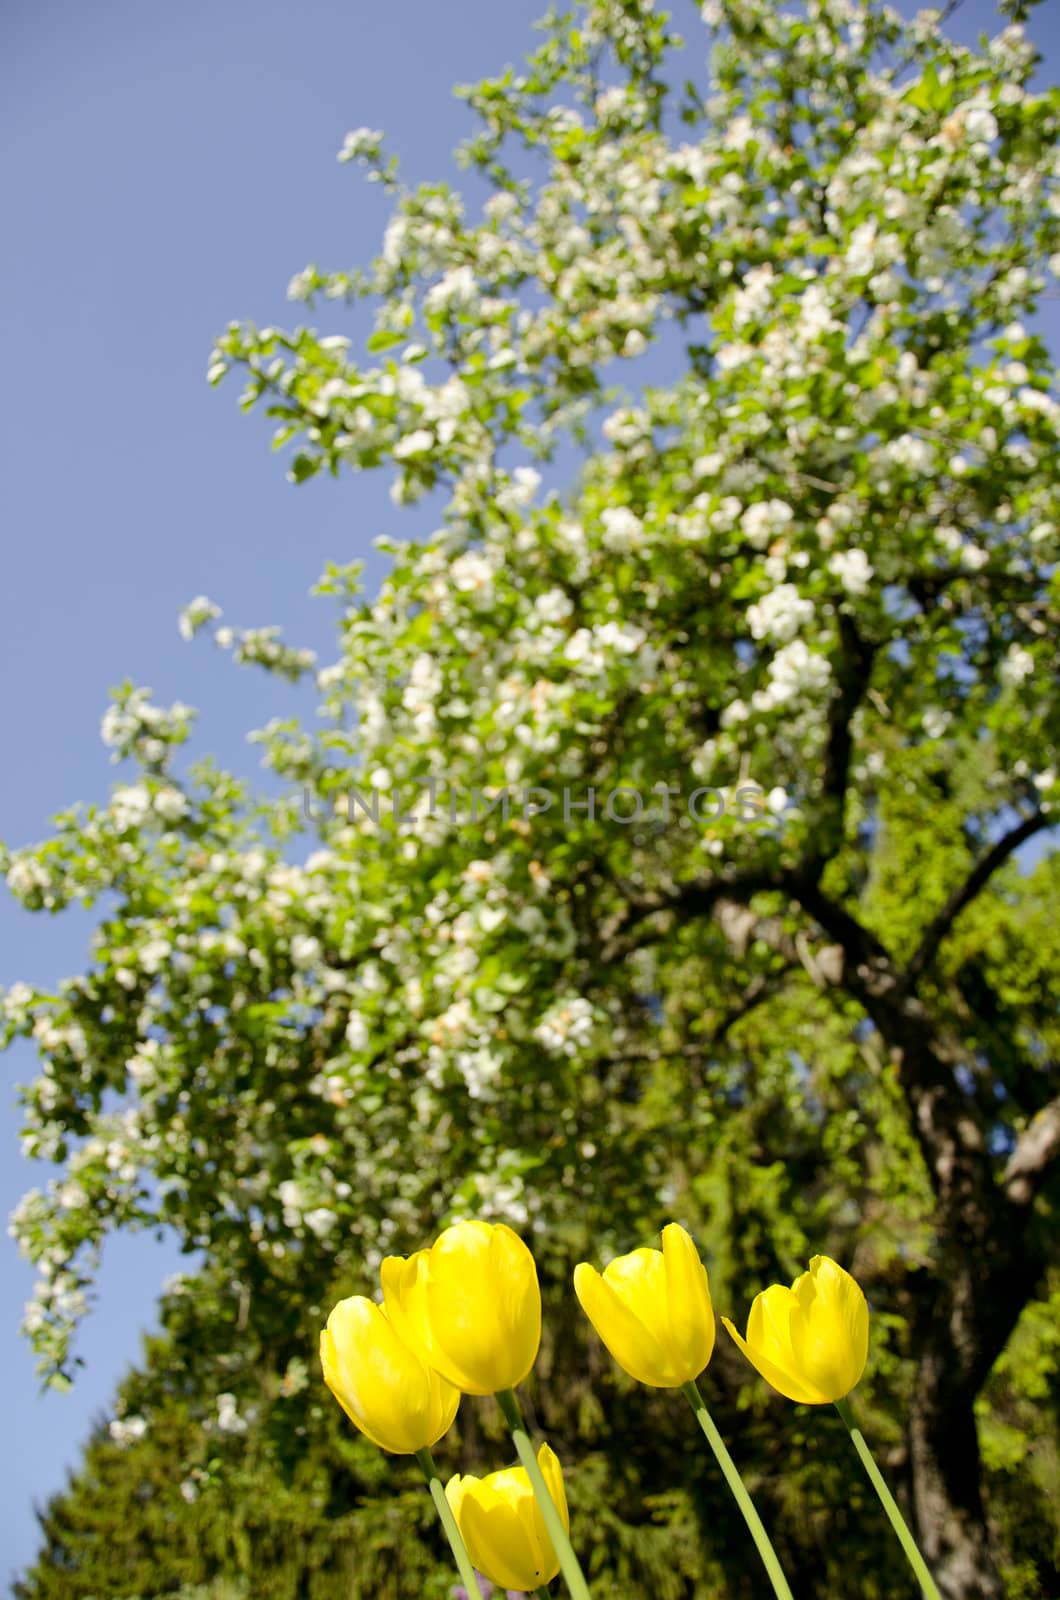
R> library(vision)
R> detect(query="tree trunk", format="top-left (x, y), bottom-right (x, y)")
top-left (908, 1348), bottom-right (1002, 1600)
top-left (905, 1234), bottom-right (1039, 1600)
top-left (842, 1005), bottom-right (1044, 1598)
top-left (682, 877), bottom-right (1058, 1598)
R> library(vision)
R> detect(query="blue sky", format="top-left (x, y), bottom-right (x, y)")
top-left (1, 0), bottom-right (1057, 1586)
top-left (0, 0), bottom-right (544, 1579)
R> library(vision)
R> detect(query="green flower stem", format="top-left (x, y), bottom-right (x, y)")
top-left (680, 1380), bottom-right (795, 1600)
top-left (414, 1447), bottom-right (485, 1600)
top-left (495, 1387), bottom-right (592, 1600)
top-left (834, 1399), bottom-right (941, 1600)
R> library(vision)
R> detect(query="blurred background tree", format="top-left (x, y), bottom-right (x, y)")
top-left (4, 0), bottom-right (1059, 1596)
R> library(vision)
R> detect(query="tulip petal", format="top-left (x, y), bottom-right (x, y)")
top-left (426, 1221), bottom-right (541, 1394)
top-left (749, 1283), bottom-right (831, 1400)
top-left (747, 1285), bottom-right (800, 1371)
top-left (381, 1250), bottom-right (435, 1363)
top-left (490, 1223), bottom-right (544, 1386)
top-left (320, 1325), bottom-right (391, 1451)
top-left (661, 1223), bottom-right (715, 1379)
top-left (325, 1299), bottom-right (392, 1428)
top-left (444, 1471), bottom-right (469, 1525)
top-left (321, 1295), bottom-right (460, 1453)
top-left (603, 1248), bottom-right (671, 1345)
top-left (465, 1491), bottom-right (541, 1591)
top-left (537, 1442), bottom-right (570, 1536)
top-left (424, 1224), bottom-right (496, 1392)
top-left (574, 1260), bottom-right (676, 1387)
top-left (788, 1257), bottom-right (868, 1401)
top-left (808, 1255), bottom-right (869, 1382)
top-left (431, 1373), bottom-right (463, 1445)
top-left (447, 1464), bottom-right (552, 1592)
top-left (721, 1314), bottom-right (828, 1405)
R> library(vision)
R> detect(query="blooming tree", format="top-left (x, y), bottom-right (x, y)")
top-left (4, 2), bottom-right (1060, 1596)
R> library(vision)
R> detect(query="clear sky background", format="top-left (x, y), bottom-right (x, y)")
top-left (1, 0), bottom-right (1057, 1587)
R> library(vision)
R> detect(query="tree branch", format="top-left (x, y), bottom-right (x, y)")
top-left (904, 810), bottom-right (1051, 990)
top-left (788, 874), bottom-right (897, 978)
top-left (604, 860), bottom-right (1047, 1230)
top-left (598, 866), bottom-right (785, 964)
top-left (804, 611), bottom-right (876, 877)
top-left (1004, 1093), bottom-right (1060, 1207)
top-left (713, 901), bottom-right (846, 990)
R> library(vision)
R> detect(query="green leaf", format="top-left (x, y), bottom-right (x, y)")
top-left (366, 329), bottom-right (406, 353)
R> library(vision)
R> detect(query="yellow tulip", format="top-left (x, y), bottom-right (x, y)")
top-left (319, 1295), bottom-right (460, 1454)
top-left (382, 1220), bottom-right (541, 1396)
top-left (446, 1444), bottom-right (569, 1594)
top-left (573, 1222), bottom-right (716, 1388)
top-left (722, 1254), bottom-right (869, 1404)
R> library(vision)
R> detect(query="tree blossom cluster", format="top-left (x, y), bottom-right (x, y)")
top-left (1, 0), bottom-right (1056, 1437)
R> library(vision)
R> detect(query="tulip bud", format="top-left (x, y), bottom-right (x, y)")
top-left (446, 1444), bottom-right (569, 1594)
top-left (382, 1220), bottom-right (541, 1396)
top-left (573, 1222), bottom-right (716, 1388)
top-left (320, 1295), bottom-right (460, 1453)
top-left (722, 1255), bottom-right (869, 1404)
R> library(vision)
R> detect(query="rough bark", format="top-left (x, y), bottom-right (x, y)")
top-left (906, 1225), bottom-right (1039, 1600)
top-left (908, 1348), bottom-right (1002, 1600)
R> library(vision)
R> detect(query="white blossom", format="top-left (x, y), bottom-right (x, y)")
top-left (215, 1393), bottom-right (248, 1435)
top-left (304, 1207), bottom-right (338, 1238)
top-left (534, 588), bottom-right (574, 624)
top-left (742, 499), bottom-right (794, 549)
top-left (450, 552), bottom-right (496, 602)
top-left (424, 265), bottom-right (477, 315)
top-left (178, 595), bottom-right (221, 641)
top-left (999, 644), bottom-right (1034, 686)
top-left (732, 264), bottom-right (774, 328)
top-left (496, 467), bottom-right (541, 512)
top-left (595, 620), bottom-right (647, 655)
top-left (338, 127), bottom-right (383, 163)
top-left (345, 1011), bottom-right (369, 1051)
top-left (747, 584), bottom-right (815, 642)
top-left (766, 640), bottom-right (832, 705)
top-left (957, 102), bottom-right (999, 145)
top-left (111, 785), bottom-right (152, 831)
top-left (287, 267), bottom-right (315, 301)
top-left (290, 935), bottom-right (321, 969)
top-left (828, 548), bottom-right (874, 596)
top-left (535, 997), bottom-right (594, 1057)
top-left (393, 428), bottom-right (434, 459)
top-left (109, 1416), bottom-right (148, 1446)
top-left (886, 434), bottom-right (933, 473)
top-left (600, 506), bottom-right (645, 550)
top-left (564, 629), bottom-right (605, 672)
top-left (845, 222), bottom-right (878, 277)
top-left (6, 857), bottom-right (51, 898)
top-left (153, 787), bottom-right (188, 821)
top-left (797, 285), bottom-right (840, 341)
top-left (922, 707), bottom-right (952, 739)
top-left (139, 938), bottom-right (170, 976)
